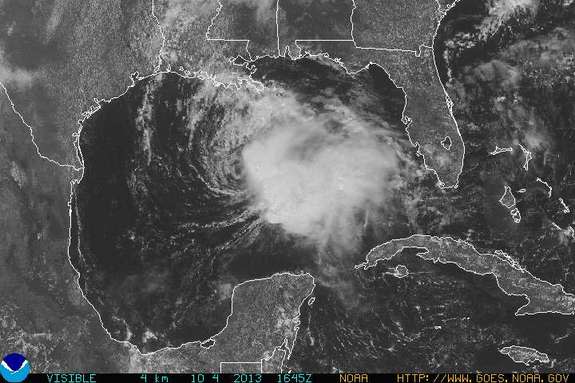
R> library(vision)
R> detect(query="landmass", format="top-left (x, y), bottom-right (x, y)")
top-left (1, 0), bottom-right (575, 373)
top-left (293, 43), bottom-right (464, 188)
top-left (391, 265), bottom-right (410, 279)
top-left (356, 234), bottom-right (575, 315)
top-left (0, 0), bottom-right (162, 167)
top-left (129, 273), bottom-right (315, 372)
top-left (499, 345), bottom-right (550, 366)
top-left (499, 185), bottom-right (516, 209)
top-left (351, 0), bottom-right (440, 51)
top-left (162, 0), bottom-right (465, 188)
top-left (0, 82), bottom-right (314, 373)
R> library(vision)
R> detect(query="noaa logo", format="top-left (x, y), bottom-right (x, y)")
top-left (0, 353), bottom-right (30, 382)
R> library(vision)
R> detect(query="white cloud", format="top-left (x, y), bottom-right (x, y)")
top-left (0, 49), bottom-right (35, 88)
top-left (241, 91), bottom-right (400, 248)
top-left (479, 0), bottom-right (540, 39)
top-left (227, 0), bottom-right (277, 23)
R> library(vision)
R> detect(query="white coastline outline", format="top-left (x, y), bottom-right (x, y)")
top-left (498, 345), bottom-right (551, 366)
top-left (2, 0), bottom-right (469, 358)
top-left (219, 279), bottom-right (315, 374)
top-left (1, 0), bottom-right (466, 187)
top-left (355, 234), bottom-right (575, 317)
top-left (162, 0), bottom-right (466, 188)
top-left (0, 81), bottom-right (81, 171)
top-left (518, 143), bottom-right (533, 172)
top-left (260, 343), bottom-right (288, 373)
top-left (58, 0), bottom-right (318, 362)
top-left (292, 0), bottom-right (465, 189)
top-left (3, 1), bottom-right (543, 373)
top-left (205, 0), bottom-right (279, 61)
top-left (68, 194), bottom-right (316, 360)
top-left (0, 0), bottom-right (169, 171)
top-left (66, 62), bottom-right (317, 358)
top-left (296, 44), bottom-right (463, 190)
top-left (558, 197), bottom-right (570, 214)
top-left (536, 177), bottom-right (553, 198)
top-left (499, 184), bottom-right (517, 209)
top-left (4, 0), bottom-right (548, 369)
top-left (488, 145), bottom-right (513, 155)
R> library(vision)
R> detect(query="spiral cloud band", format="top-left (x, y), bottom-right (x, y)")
top-left (242, 92), bottom-right (400, 247)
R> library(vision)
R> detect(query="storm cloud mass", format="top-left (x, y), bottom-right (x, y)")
top-left (70, 58), bottom-right (414, 351)
top-left (242, 93), bottom-right (400, 248)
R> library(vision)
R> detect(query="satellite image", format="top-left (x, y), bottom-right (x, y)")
top-left (0, 0), bottom-right (575, 374)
